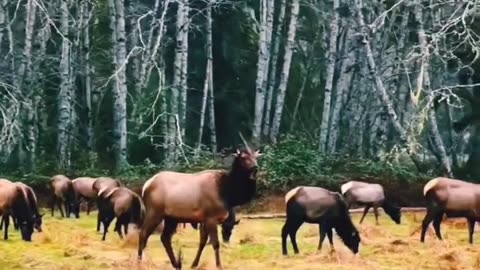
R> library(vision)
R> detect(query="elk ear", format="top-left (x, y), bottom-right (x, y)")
top-left (234, 219), bottom-right (240, 225)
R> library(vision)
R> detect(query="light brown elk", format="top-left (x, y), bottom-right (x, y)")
top-left (50, 175), bottom-right (79, 218)
top-left (138, 147), bottom-right (261, 270)
top-left (421, 177), bottom-right (480, 244)
top-left (341, 181), bottom-right (401, 225)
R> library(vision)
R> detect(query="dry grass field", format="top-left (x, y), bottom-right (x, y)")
top-left (1, 210), bottom-right (480, 270)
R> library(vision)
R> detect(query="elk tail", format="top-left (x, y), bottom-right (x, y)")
top-left (130, 193), bottom-right (146, 228)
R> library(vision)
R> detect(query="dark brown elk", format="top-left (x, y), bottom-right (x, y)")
top-left (91, 177), bottom-right (122, 231)
top-left (282, 186), bottom-right (361, 255)
top-left (0, 182), bottom-right (43, 232)
top-left (0, 178), bottom-right (34, 241)
top-left (95, 186), bottom-right (145, 241)
top-left (341, 181), bottom-right (401, 225)
top-left (138, 148), bottom-right (261, 270)
top-left (14, 182), bottom-right (44, 232)
top-left (49, 175), bottom-right (79, 218)
top-left (421, 177), bottom-right (480, 244)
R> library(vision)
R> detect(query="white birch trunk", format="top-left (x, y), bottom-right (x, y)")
top-left (327, 26), bottom-right (356, 153)
top-left (262, 0), bottom-right (286, 137)
top-left (207, 4), bottom-right (217, 152)
top-left (269, 0), bottom-right (300, 143)
top-left (82, 1), bottom-right (94, 153)
top-left (353, 0), bottom-right (422, 167)
top-left (168, 0), bottom-right (185, 161)
top-left (414, 2), bottom-right (452, 176)
top-left (179, 1), bottom-right (189, 139)
top-left (318, 0), bottom-right (340, 152)
top-left (0, 0), bottom-right (8, 56)
top-left (197, 2), bottom-right (213, 150)
top-left (252, 0), bottom-right (268, 141)
top-left (110, 0), bottom-right (129, 170)
top-left (57, 0), bottom-right (72, 170)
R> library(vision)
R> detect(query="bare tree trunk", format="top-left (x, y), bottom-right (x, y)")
top-left (328, 26), bottom-right (355, 153)
top-left (252, 0), bottom-right (268, 142)
top-left (269, 0), bottom-right (300, 143)
top-left (179, 0), bottom-right (189, 140)
top-left (262, 0), bottom-right (286, 137)
top-left (197, 2), bottom-right (213, 151)
top-left (318, 0), bottom-right (340, 152)
top-left (413, 2), bottom-right (452, 176)
top-left (353, 0), bottom-right (422, 168)
top-left (168, 0), bottom-right (185, 162)
top-left (207, 7), bottom-right (217, 153)
top-left (81, 1), bottom-right (95, 154)
top-left (0, 0), bottom-right (8, 56)
top-left (56, 0), bottom-right (72, 170)
top-left (109, 0), bottom-right (129, 171)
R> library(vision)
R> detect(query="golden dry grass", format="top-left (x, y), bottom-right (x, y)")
top-left (1, 211), bottom-right (480, 270)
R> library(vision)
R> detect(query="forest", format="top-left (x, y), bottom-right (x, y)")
top-left (0, 0), bottom-right (479, 195)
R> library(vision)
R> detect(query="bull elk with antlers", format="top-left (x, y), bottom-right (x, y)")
top-left (138, 135), bottom-right (262, 270)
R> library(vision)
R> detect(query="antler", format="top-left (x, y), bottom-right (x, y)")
top-left (238, 131), bottom-right (252, 153)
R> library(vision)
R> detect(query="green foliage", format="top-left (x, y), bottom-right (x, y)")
top-left (259, 135), bottom-right (431, 192)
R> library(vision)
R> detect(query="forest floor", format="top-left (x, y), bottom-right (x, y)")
top-left (1, 210), bottom-right (480, 270)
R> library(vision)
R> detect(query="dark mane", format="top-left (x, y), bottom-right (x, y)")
top-left (219, 152), bottom-right (257, 208)
top-left (12, 187), bottom-right (34, 226)
top-left (331, 194), bottom-right (360, 253)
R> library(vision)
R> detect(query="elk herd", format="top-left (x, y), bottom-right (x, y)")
top-left (0, 143), bottom-right (480, 269)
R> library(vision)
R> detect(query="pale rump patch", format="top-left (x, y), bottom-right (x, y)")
top-left (71, 178), bottom-right (78, 183)
top-left (423, 178), bottom-right (440, 196)
top-left (98, 186), bottom-right (110, 197)
top-left (285, 187), bottom-right (302, 203)
top-left (341, 182), bottom-right (354, 195)
top-left (105, 187), bottom-right (120, 198)
top-left (142, 177), bottom-right (156, 197)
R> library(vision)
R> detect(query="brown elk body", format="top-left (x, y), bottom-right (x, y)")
top-left (341, 181), bottom-right (401, 225)
top-left (91, 177), bottom-right (122, 232)
top-left (96, 186), bottom-right (145, 241)
top-left (14, 182), bottom-right (43, 232)
top-left (71, 177), bottom-right (97, 215)
top-left (0, 178), bottom-right (34, 241)
top-left (282, 186), bottom-right (361, 255)
top-left (49, 175), bottom-right (79, 218)
top-left (421, 177), bottom-right (480, 244)
top-left (138, 149), bottom-right (261, 270)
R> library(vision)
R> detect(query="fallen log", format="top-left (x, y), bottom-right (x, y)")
top-left (241, 207), bottom-right (427, 219)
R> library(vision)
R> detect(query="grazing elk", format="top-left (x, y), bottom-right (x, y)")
top-left (138, 145), bottom-right (261, 270)
top-left (91, 177), bottom-right (122, 231)
top-left (220, 208), bottom-right (240, 243)
top-left (14, 182), bottom-right (44, 232)
top-left (0, 178), bottom-right (35, 241)
top-left (421, 177), bottom-right (480, 244)
top-left (341, 181), bottom-right (401, 225)
top-left (282, 186), bottom-right (361, 255)
top-left (49, 175), bottom-right (79, 218)
top-left (96, 186), bottom-right (145, 241)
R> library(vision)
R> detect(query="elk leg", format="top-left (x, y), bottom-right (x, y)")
top-left (87, 199), bottom-right (92, 215)
top-left (467, 217), bottom-right (475, 244)
top-left (96, 212), bottom-right (101, 232)
top-left (432, 212), bottom-right (444, 240)
top-left (373, 207), bottom-right (380, 225)
top-left (191, 223), bottom-right (208, 268)
top-left (326, 227), bottom-right (334, 250)
top-left (281, 220), bottom-right (289, 255)
top-left (64, 201), bottom-right (70, 218)
top-left (161, 219), bottom-right (180, 269)
top-left (137, 213), bottom-right (162, 260)
top-left (289, 220), bottom-right (303, 254)
top-left (359, 206), bottom-right (371, 224)
top-left (0, 214), bottom-right (4, 230)
top-left (124, 223), bottom-right (128, 235)
top-left (57, 199), bottom-right (65, 218)
top-left (114, 219), bottom-right (123, 239)
top-left (420, 208), bottom-right (439, 242)
top-left (12, 215), bottom-right (18, 231)
top-left (3, 214), bottom-right (9, 240)
top-left (50, 195), bottom-right (56, 217)
top-left (101, 215), bottom-right (113, 241)
top-left (317, 223), bottom-right (327, 251)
